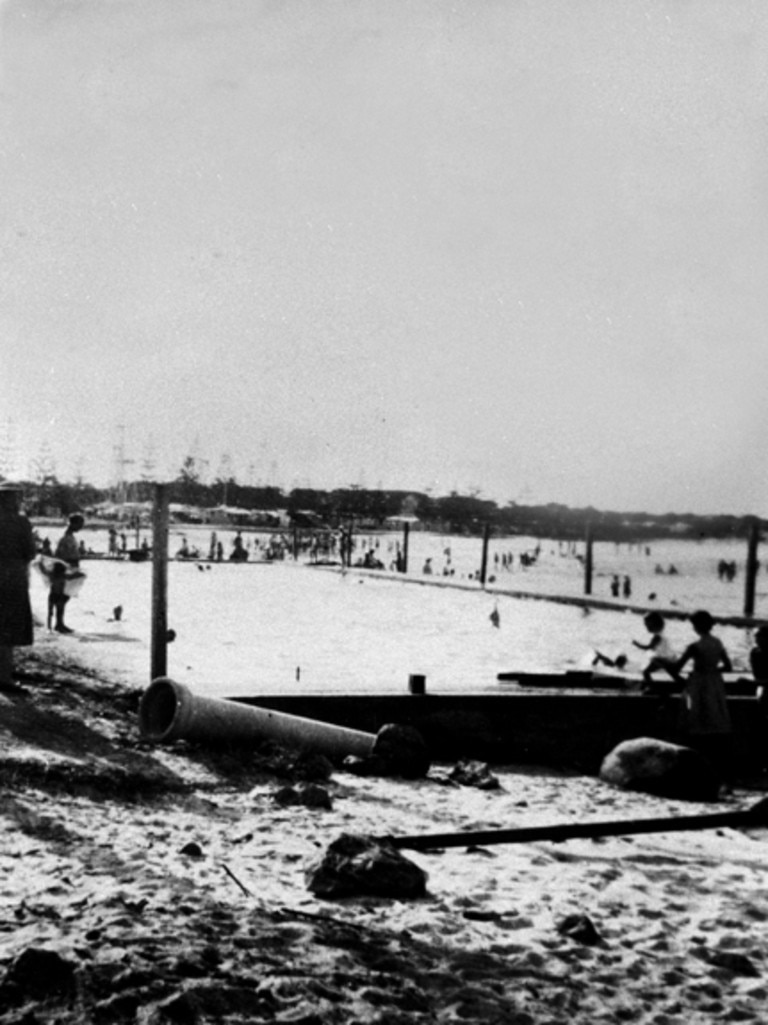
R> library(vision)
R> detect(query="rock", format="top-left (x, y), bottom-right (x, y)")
top-left (705, 951), bottom-right (760, 977)
top-left (179, 841), bottom-right (204, 858)
top-left (291, 752), bottom-right (334, 782)
top-left (298, 783), bottom-right (332, 809)
top-left (140, 991), bottom-right (198, 1024)
top-left (6, 947), bottom-right (77, 998)
top-left (273, 784), bottom-right (332, 809)
top-left (556, 913), bottom-right (605, 946)
top-left (306, 832), bottom-right (428, 899)
top-left (94, 991), bottom-right (143, 1021)
top-left (371, 723), bottom-right (431, 779)
top-left (449, 759), bottom-right (500, 790)
top-left (341, 724), bottom-right (430, 779)
top-left (599, 736), bottom-right (721, 801)
top-left (273, 785), bottom-right (301, 806)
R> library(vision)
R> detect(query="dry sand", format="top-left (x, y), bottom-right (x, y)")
top-left (2, 644), bottom-right (768, 1024)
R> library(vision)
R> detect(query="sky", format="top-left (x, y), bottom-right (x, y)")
top-left (0, 0), bottom-right (766, 515)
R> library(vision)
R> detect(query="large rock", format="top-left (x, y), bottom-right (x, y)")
top-left (372, 723), bottom-right (431, 778)
top-left (599, 736), bottom-right (721, 801)
top-left (306, 833), bottom-right (428, 899)
top-left (343, 723), bottom-right (431, 779)
top-left (6, 947), bottom-right (77, 998)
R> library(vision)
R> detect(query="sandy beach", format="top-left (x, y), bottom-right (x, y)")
top-left (2, 629), bottom-right (768, 1024)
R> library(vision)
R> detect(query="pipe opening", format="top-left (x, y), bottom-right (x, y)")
top-left (139, 678), bottom-right (180, 740)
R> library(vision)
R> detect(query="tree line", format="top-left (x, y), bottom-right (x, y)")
top-left (14, 464), bottom-right (766, 543)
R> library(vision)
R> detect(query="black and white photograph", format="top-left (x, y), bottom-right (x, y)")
top-left (1, 2), bottom-right (768, 1022)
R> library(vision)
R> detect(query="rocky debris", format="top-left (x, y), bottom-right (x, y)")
top-left (556, 913), bottom-right (606, 946)
top-left (305, 832), bottom-right (428, 899)
top-left (693, 948), bottom-right (761, 977)
top-left (599, 736), bottom-right (722, 801)
top-left (449, 758), bottom-right (501, 789)
top-left (3, 947), bottom-right (77, 1001)
top-left (272, 783), bottom-right (333, 810)
top-left (179, 841), bottom-right (204, 858)
top-left (290, 751), bottom-right (334, 782)
top-left (342, 723), bottom-right (430, 779)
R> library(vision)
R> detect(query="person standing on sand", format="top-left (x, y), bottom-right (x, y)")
top-left (48, 512), bottom-right (84, 634)
top-left (0, 482), bottom-right (36, 693)
top-left (674, 609), bottom-right (732, 776)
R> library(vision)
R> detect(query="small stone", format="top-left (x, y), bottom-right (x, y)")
top-left (706, 951), bottom-right (760, 977)
top-left (449, 759), bottom-right (500, 789)
top-left (298, 784), bottom-right (332, 810)
top-left (179, 841), bottom-right (204, 858)
top-left (556, 913), bottom-right (605, 946)
top-left (291, 752), bottom-right (334, 782)
top-left (273, 786), bottom-right (301, 806)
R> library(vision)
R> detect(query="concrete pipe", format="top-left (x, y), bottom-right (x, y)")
top-left (138, 677), bottom-right (375, 761)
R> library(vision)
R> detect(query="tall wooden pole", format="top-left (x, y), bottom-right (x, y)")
top-left (345, 517), bottom-right (354, 568)
top-left (584, 520), bottom-right (594, 596)
top-left (744, 518), bottom-right (760, 618)
top-left (402, 522), bottom-right (410, 574)
top-left (479, 522), bottom-right (491, 586)
top-left (151, 483), bottom-right (169, 681)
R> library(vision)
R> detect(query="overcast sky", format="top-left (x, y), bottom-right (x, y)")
top-left (1, 0), bottom-right (766, 514)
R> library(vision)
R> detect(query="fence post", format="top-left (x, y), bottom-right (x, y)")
top-left (479, 522), bottom-right (491, 586)
top-left (151, 483), bottom-right (169, 681)
top-left (744, 518), bottom-right (760, 618)
top-left (584, 520), bottom-right (594, 596)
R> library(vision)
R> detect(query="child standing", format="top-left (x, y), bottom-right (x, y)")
top-left (674, 609), bottom-right (732, 777)
top-left (632, 612), bottom-right (678, 684)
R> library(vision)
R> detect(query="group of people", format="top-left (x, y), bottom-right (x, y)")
top-left (598, 608), bottom-right (768, 780)
top-left (1, 485), bottom-right (767, 790)
top-left (610, 574), bottom-right (632, 598)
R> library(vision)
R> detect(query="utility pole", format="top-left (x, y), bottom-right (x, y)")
top-left (744, 518), bottom-right (760, 618)
top-left (584, 520), bottom-right (594, 596)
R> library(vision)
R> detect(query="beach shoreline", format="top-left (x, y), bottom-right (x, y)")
top-left (2, 641), bottom-right (768, 1023)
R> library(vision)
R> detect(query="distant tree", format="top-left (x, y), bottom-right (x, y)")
top-left (175, 455), bottom-right (204, 506)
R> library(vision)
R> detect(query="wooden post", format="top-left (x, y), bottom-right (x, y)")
top-left (151, 483), bottom-right (169, 681)
top-left (584, 520), bottom-right (594, 596)
top-left (346, 517), bottom-right (354, 568)
top-left (386, 797), bottom-right (768, 851)
top-left (292, 526), bottom-right (299, 561)
top-left (744, 518), bottom-right (760, 618)
top-left (402, 522), bottom-right (410, 574)
top-left (479, 522), bottom-right (490, 586)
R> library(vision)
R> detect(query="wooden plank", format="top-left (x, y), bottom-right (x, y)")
top-left (387, 798), bottom-right (768, 851)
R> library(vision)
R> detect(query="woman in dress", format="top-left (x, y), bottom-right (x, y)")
top-left (675, 609), bottom-right (732, 776)
top-left (0, 482), bottom-right (36, 692)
